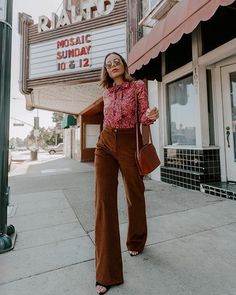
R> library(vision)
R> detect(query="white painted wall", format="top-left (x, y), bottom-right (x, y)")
top-left (64, 128), bottom-right (72, 158)
top-left (75, 126), bottom-right (81, 161)
top-left (85, 124), bottom-right (100, 148)
top-left (64, 126), bottom-right (81, 159)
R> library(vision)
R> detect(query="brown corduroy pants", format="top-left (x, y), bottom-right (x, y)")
top-left (94, 126), bottom-right (147, 286)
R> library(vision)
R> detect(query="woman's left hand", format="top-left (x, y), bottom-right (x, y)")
top-left (146, 107), bottom-right (159, 121)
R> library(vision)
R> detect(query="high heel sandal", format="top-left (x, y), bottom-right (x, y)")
top-left (96, 282), bottom-right (111, 295)
top-left (129, 250), bottom-right (143, 256)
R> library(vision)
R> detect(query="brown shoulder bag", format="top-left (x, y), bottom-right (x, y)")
top-left (135, 87), bottom-right (161, 176)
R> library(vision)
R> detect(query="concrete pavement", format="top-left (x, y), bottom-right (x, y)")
top-left (0, 154), bottom-right (236, 295)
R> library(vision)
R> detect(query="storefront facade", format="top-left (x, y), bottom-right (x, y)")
top-left (19, 0), bottom-right (127, 161)
top-left (128, 0), bottom-right (236, 197)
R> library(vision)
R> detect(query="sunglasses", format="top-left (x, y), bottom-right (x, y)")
top-left (105, 58), bottom-right (122, 70)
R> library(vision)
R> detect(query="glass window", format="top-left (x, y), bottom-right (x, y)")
top-left (167, 75), bottom-right (197, 145)
top-left (202, 4), bottom-right (236, 55)
top-left (142, 0), bottom-right (150, 16)
top-left (150, 0), bottom-right (159, 9)
top-left (142, 0), bottom-right (161, 15)
top-left (165, 33), bottom-right (192, 74)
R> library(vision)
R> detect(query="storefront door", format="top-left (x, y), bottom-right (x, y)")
top-left (221, 64), bottom-right (236, 182)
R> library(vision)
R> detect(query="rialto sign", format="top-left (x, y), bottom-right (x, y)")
top-left (38, 0), bottom-right (116, 33)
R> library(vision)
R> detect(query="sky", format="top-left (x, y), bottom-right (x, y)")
top-left (9, 0), bottom-right (63, 139)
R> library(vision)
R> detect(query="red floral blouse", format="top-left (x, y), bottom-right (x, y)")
top-left (103, 80), bottom-right (154, 128)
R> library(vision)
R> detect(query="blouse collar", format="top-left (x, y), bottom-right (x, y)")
top-left (108, 81), bottom-right (131, 93)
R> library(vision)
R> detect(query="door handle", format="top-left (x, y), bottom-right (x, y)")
top-left (226, 126), bottom-right (230, 148)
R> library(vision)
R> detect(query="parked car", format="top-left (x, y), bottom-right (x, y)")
top-left (47, 143), bottom-right (64, 155)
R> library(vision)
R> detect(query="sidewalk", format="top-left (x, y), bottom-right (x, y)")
top-left (1, 156), bottom-right (236, 295)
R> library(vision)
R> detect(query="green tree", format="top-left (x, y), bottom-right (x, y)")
top-left (9, 137), bottom-right (25, 148)
top-left (24, 127), bottom-right (63, 149)
top-left (23, 113), bottom-right (64, 148)
top-left (52, 112), bottom-right (64, 127)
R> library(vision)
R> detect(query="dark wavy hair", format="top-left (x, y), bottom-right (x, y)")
top-left (100, 52), bottom-right (133, 89)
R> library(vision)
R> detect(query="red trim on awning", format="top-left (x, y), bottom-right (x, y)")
top-left (128, 0), bottom-right (235, 74)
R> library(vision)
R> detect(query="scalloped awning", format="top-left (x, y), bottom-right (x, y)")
top-left (128, 0), bottom-right (235, 75)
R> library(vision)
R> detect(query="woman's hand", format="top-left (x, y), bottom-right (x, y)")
top-left (145, 107), bottom-right (159, 121)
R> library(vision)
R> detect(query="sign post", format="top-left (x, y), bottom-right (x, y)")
top-left (0, 0), bottom-right (16, 254)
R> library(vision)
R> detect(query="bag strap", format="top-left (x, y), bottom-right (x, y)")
top-left (148, 125), bottom-right (153, 144)
top-left (134, 82), bottom-right (153, 154)
top-left (135, 88), bottom-right (140, 154)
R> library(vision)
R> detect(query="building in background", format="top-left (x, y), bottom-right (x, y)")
top-left (19, 0), bottom-right (127, 162)
top-left (128, 0), bottom-right (236, 198)
top-left (19, 0), bottom-right (236, 198)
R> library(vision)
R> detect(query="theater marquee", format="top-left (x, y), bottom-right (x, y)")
top-left (29, 22), bottom-right (126, 79)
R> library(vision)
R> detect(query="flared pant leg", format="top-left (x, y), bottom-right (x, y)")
top-left (95, 144), bottom-right (124, 286)
top-left (118, 135), bottom-right (147, 253)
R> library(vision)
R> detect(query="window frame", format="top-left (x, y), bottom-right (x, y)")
top-left (161, 61), bottom-right (197, 147)
top-left (166, 74), bottom-right (198, 146)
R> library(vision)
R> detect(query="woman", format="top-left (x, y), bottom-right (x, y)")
top-left (95, 52), bottom-right (159, 294)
